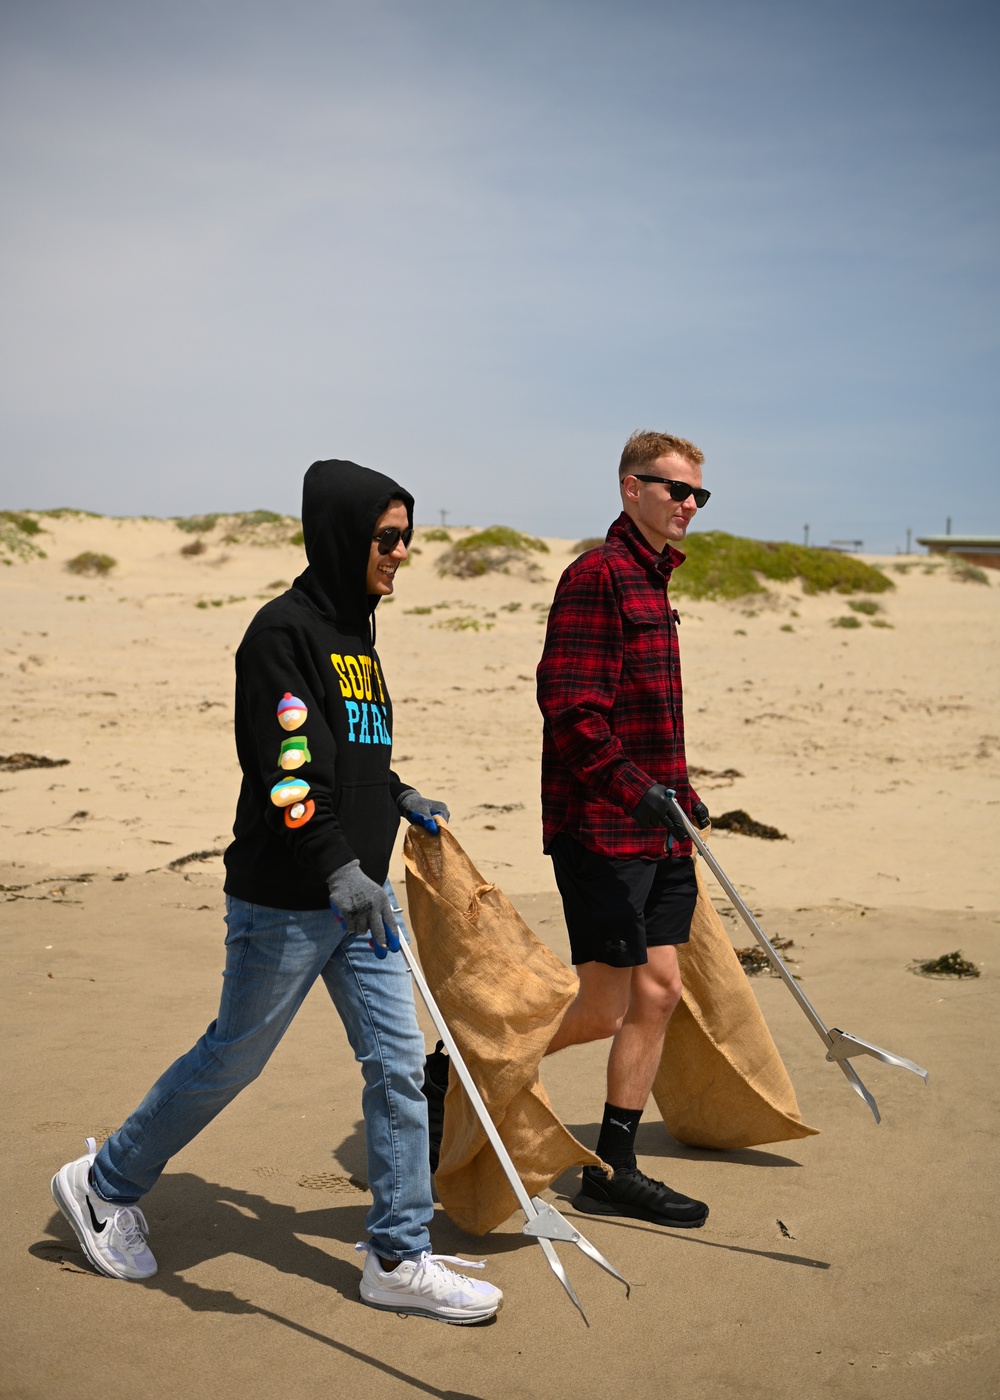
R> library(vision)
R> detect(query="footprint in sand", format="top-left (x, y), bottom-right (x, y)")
top-left (297, 1172), bottom-right (368, 1193)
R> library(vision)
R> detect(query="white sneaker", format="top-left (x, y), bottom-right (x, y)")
top-left (50, 1137), bottom-right (157, 1281)
top-left (357, 1242), bottom-right (502, 1324)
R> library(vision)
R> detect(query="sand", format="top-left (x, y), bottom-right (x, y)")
top-left (2, 513), bottom-right (998, 1399)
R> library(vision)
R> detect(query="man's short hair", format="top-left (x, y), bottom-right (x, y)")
top-left (618, 430), bottom-right (704, 479)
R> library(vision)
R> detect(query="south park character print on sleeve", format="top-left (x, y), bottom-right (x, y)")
top-left (272, 695), bottom-right (314, 827)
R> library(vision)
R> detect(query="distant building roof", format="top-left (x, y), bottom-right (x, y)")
top-left (916, 535), bottom-right (1000, 548)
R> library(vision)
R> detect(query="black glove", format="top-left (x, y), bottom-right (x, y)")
top-left (691, 801), bottom-right (711, 830)
top-left (397, 789), bottom-right (450, 833)
top-left (632, 784), bottom-right (689, 842)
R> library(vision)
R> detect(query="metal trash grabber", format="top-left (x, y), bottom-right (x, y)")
top-left (664, 791), bottom-right (929, 1124)
top-left (387, 889), bottom-right (630, 1326)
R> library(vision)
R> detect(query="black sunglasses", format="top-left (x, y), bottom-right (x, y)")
top-left (632, 474), bottom-right (711, 509)
top-left (373, 525), bottom-right (414, 555)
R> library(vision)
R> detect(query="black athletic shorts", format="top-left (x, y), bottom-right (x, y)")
top-left (549, 832), bottom-right (697, 969)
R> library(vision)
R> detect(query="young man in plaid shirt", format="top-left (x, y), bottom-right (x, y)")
top-left (537, 430), bottom-right (712, 1228)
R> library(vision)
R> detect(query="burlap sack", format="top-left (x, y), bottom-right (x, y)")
top-left (404, 824), bottom-right (817, 1233)
top-left (653, 856), bottom-right (820, 1149)
top-left (403, 825), bottom-right (603, 1235)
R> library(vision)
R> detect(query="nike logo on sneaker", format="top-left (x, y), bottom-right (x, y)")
top-left (86, 1195), bottom-right (108, 1234)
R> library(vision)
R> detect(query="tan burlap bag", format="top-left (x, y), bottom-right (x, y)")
top-left (403, 825), bottom-right (603, 1235)
top-left (404, 824), bottom-right (817, 1233)
top-left (653, 856), bottom-right (820, 1150)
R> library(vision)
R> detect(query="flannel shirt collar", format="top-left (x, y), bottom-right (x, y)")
top-left (608, 512), bottom-right (686, 580)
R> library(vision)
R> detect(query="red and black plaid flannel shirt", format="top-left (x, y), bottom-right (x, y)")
top-left (536, 511), bottom-right (700, 860)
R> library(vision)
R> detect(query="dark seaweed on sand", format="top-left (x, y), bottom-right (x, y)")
top-left (735, 937), bottom-right (795, 976)
top-left (712, 810), bottom-right (788, 840)
top-left (167, 848), bottom-right (225, 871)
top-left (911, 950), bottom-right (980, 979)
top-left (0, 752), bottom-right (70, 772)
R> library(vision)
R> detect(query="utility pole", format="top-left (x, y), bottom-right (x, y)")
top-left (803, 523), bottom-right (810, 547)
top-left (906, 527), bottom-right (912, 554)
top-left (440, 510), bottom-right (448, 528)
top-left (946, 516), bottom-right (951, 536)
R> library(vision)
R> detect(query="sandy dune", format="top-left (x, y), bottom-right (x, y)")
top-left (2, 511), bottom-right (998, 1398)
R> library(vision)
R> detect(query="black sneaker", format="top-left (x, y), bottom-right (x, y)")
top-left (573, 1164), bottom-right (709, 1228)
top-left (422, 1040), bottom-right (450, 1175)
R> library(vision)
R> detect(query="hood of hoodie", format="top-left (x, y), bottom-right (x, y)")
top-left (292, 459), bottom-right (414, 633)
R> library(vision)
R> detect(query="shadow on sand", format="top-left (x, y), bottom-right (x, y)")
top-left (34, 1169), bottom-right (492, 1400)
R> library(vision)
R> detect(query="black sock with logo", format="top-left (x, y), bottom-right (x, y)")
top-left (595, 1102), bottom-right (642, 1171)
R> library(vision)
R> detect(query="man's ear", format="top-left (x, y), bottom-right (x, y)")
top-left (620, 473), bottom-right (639, 505)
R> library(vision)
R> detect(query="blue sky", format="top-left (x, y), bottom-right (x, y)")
top-left (1, 0), bottom-right (997, 550)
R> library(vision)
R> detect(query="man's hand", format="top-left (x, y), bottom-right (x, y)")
top-left (691, 800), bottom-right (711, 830)
top-left (632, 784), bottom-right (689, 842)
top-left (397, 789), bottom-right (450, 834)
top-left (326, 860), bottom-right (401, 957)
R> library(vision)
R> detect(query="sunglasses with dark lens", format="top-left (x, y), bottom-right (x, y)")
top-left (632, 474), bottom-right (711, 508)
top-left (373, 525), bottom-right (414, 555)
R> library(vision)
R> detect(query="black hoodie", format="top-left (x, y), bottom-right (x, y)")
top-left (223, 460), bottom-right (414, 910)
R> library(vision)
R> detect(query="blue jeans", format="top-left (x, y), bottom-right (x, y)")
top-left (91, 883), bottom-right (434, 1261)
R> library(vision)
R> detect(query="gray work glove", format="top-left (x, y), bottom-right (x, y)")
top-left (326, 860), bottom-right (400, 959)
top-left (632, 784), bottom-right (690, 843)
top-left (397, 789), bottom-right (450, 834)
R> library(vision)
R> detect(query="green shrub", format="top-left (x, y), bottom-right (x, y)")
top-left (573, 536), bottom-right (605, 555)
top-left (0, 512), bottom-right (48, 562)
top-left (174, 513), bottom-right (220, 534)
top-left (66, 551), bottom-right (116, 577)
top-left (847, 598), bottom-right (881, 615)
top-left (221, 511), bottom-right (291, 545)
top-left (831, 614), bottom-right (862, 629)
top-left (438, 525), bottom-right (548, 580)
top-left (671, 532), bottom-right (894, 601)
top-left (433, 615), bottom-right (494, 631)
top-left (949, 560), bottom-right (990, 585)
top-left (0, 510), bottom-right (43, 536)
top-left (459, 525), bottom-right (548, 553)
top-left (175, 511), bottom-right (300, 546)
top-left (37, 507), bottom-right (104, 519)
top-left (420, 527), bottom-right (452, 543)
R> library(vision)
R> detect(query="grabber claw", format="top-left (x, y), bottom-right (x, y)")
top-left (387, 885), bottom-right (630, 1325)
top-left (663, 792), bottom-right (929, 1125)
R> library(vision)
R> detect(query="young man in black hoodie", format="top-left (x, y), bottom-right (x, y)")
top-left (50, 460), bottom-right (503, 1325)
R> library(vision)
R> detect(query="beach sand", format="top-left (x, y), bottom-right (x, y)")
top-left (2, 513), bottom-right (998, 1398)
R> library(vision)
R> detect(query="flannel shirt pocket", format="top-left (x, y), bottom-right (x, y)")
top-left (618, 586), bottom-right (667, 628)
